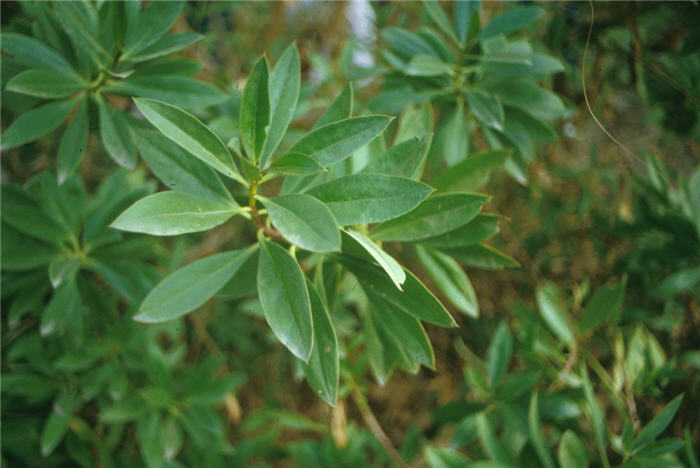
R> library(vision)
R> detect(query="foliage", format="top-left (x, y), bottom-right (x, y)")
top-left (1, 2), bottom-right (697, 467)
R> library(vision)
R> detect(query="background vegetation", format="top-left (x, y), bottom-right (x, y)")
top-left (1, 1), bottom-right (698, 467)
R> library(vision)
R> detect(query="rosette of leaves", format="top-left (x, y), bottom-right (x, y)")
top-left (1, 1), bottom-right (226, 182)
top-left (372, 1), bottom-right (568, 182)
top-left (109, 44), bottom-right (513, 403)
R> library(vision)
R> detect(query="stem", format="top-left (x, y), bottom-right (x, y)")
top-left (351, 387), bottom-right (408, 468)
top-left (249, 180), bottom-right (262, 230)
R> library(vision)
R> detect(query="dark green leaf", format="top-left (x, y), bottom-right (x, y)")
top-left (486, 321), bottom-right (512, 389)
top-left (0, 33), bottom-right (78, 77)
top-left (307, 174), bottom-right (433, 225)
top-left (260, 194), bottom-right (340, 253)
top-left (557, 430), bottom-right (588, 468)
top-left (466, 89), bottom-right (504, 131)
top-left (97, 98), bottom-right (136, 169)
top-left (433, 150), bottom-right (510, 192)
top-left (443, 243), bottom-right (519, 270)
top-left (343, 229), bottom-right (406, 290)
top-left (57, 99), bottom-right (88, 184)
top-left (301, 279), bottom-right (339, 405)
top-left (239, 56), bottom-right (270, 162)
top-left (424, 0), bottom-right (460, 45)
top-left (133, 98), bottom-right (243, 183)
top-left (1, 99), bottom-right (75, 150)
top-left (581, 276), bottom-right (626, 331)
top-left (134, 246), bottom-right (257, 323)
top-left (363, 135), bottom-right (432, 179)
top-left (107, 76), bottom-right (228, 109)
top-left (289, 115), bottom-right (393, 168)
top-left (404, 54), bottom-right (453, 76)
top-left (371, 193), bottom-right (488, 242)
top-left (40, 393), bottom-right (77, 456)
top-left (535, 281), bottom-right (574, 345)
top-left (111, 191), bottom-right (241, 235)
top-left (257, 234), bottom-right (313, 361)
top-left (475, 7), bottom-right (544, 42)
top-left (529, 391), bottom-right (556, 468)
top-left (631, 394), bottom-right (684, 452)
top-left (313, 84), bottom-right (353, 130)
top-left (268, 152), bottom-right (325, 176)
top-left (260, 44), bottom-right (301, 168)
top-left (421, 214), bottom-right (500, 248)
top-left (126, 32), bottom-right (202, 62)
top-left (6, 70), bottom-right (85, 99)
top-left (123, 0), bottom-right (184, 56)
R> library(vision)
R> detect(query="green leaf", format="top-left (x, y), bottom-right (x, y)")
top-left (476, 412), bottom-right (513, 464)
top-left (581, 365), bottom-right (609, 466)
top-left (369, 296), bottom-right (435, 370)
top-left (162, 415), bottom-right (184, 461)
top-left (0, 33), bottom-right (78, 77)
top-left (653, 266), bottom-right (700, 299)
top-left (289, 115), bottom-right (393, 168)
top-left (313, 83), bottom-right (353, 130)
top-left (486, 321), bottom-right (512, 389)
top-left (439, 100), bottom-right (468, 166)
top-left (433, 150), bottom-right (510, 192)
top-left (535, 282), bottom-right (574, 345)
top-left (57, 99), bottom-right (88, 184)
top-left (6, 70), bottom-right (85, 99)
top-left (455, 1), bottom-right (480, 45)
top-left (424, 447), bottom-right (469, 468)
top-left (41, 279), bottom-right (83, 337)
top-left (344, 230), bottom-right (406, 290)
top-left (123, 0), bottom-right (184, 56)
top-left (134, 246), bottom-right (257, 323)
top-left (1, 185), bottom-right (71, 243)
top-left (260, 194), bottom-right (340, 253)
top-left (424, 0), bottom-right (460, 45)
top-left (557, 430), bottom-right (588, 468)
top-left (466, 89), bottom-right (504, 131)
top-left (475, 6), bottom-right (544, 42)
top-left (260, 43), bottom-right (301, 168)
top-left (49, 256), bottom-right (80, 288)
top-left (239, 56), bottom-right (270, 162)
top-left (421, 214), bottom-right (500, 248)
top-left (485, 80), bottom-right (565, 120)
top-left (53, 2), bottom-right (110, 69)
top-left (97, 98), bottom-right (136, 169)
top-left (134, 128), bottom-right (232, 203)
top-left (1, 99), bottom-right (75, 150)
top-left (444, 243), bottom-right (519, 270)
top-left (268, 152), bottom-right (325, 176)
top-left (631, 394), bottom-right (684, 452)
top-left (301, 279), bottom-right (339, 405)
top-left (257, 234), bottom-right (313, 361)
top-left (126, 32), bottom-right (202, 62)
top-left (307, 174), bottom-right (433, 225)
top-left (685, 426), bottom-right (700, 468)
top-left (371, 193), bottom-right (489, 242)
top-left (404, 54), bottom-right (453, 76)
top-left (107, 76), bottom-right (228, 109)
top-left (581, 276), bottom-right (626, 331)
top-left (133, 98), bottom-right (243, 183)
top-left (363, 135), bottom-right (432, 179)
top-left (40, 393), bottom-right (77, 456)
top-left (334, 254), bottom-right (456, 327)
top-left (529, 391), bottom-right (556, 468)
top-left (111, 191), bottom-right (240, 236)
top-left (415, 245), bottom-right (478, 317)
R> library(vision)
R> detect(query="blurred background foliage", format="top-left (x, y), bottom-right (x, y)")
top-left (1, 1), bottom-right (698, 467)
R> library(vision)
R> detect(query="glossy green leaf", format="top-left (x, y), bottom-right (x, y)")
top-left (371, 193), bottom-right (488, 242)
top-left (444, 243), bottom-right (519, 270)
top-left (257, 235), bottom-right (313, 361)
top-left (133, 98), bottom-right (243, 183)
top-left (107, 76), bottom-right (228, 109)
top-left (433, 150), bottom-right (510, 192)
top-left (415, 245), bottom-right (478, 317)
top-left (486, 321), bottom-right (512, 389)
top-left (581, 276), bottom-right (626, 331)
top-left (260, 194), bottom-right (340, 253)
top-left (57, 99), bottom-right (88, 184)
top-left (529, 391), bottom-right (556, 468)
top-left (268, 152), bottom-right (325, 176)
top-left (40, 393), bottom-right (76, 456)
top-left (111, 191), bottom-right (240, 236)
top-left (301, 279), bottom-right (339, 405)
top-left (466, 89), bottom-right (504, 131)
top-left (53, 2), bottom-right (109, 69)
top-left (557, 430), bottom-right (589, 468)
top-left (0, 185), bottom-right (70, 243)
top-left (98, 98), bottom-right (136, 169)
top-left (421, 214), bottom-right (500, 248)
top-left (475, 6), bottom-right (544, 42)
top-left (6, 70), bottom-right (85, 99)
top-left (334, 254), bottom-right (456, 327)
top-left (631, 394), bottom-right (684, 452)
top-left (0, 33), bottom-right (78, 77)
top-left (307, 174), bottom-right (433, 225)
top-left (363, 135), bottom-right (432, 180)
top-left (134, 128), bottom-right (232, 203)
top-left (289, 115), bottom-right (393, 168)
top-left (344, 230), bottom-right (406, 290)
top-left (134, 246), bottom-right (257, 323)
top-left (313, 83), bottom-right (353, 130)
top-left (260, 44), bottom-right (301, 168)
top-left (1, 99), bottom-right (75, 150)
top-left (240, 56), bottom-right (270, 162)
top-left (536, 282), bottom-right (574, 345)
